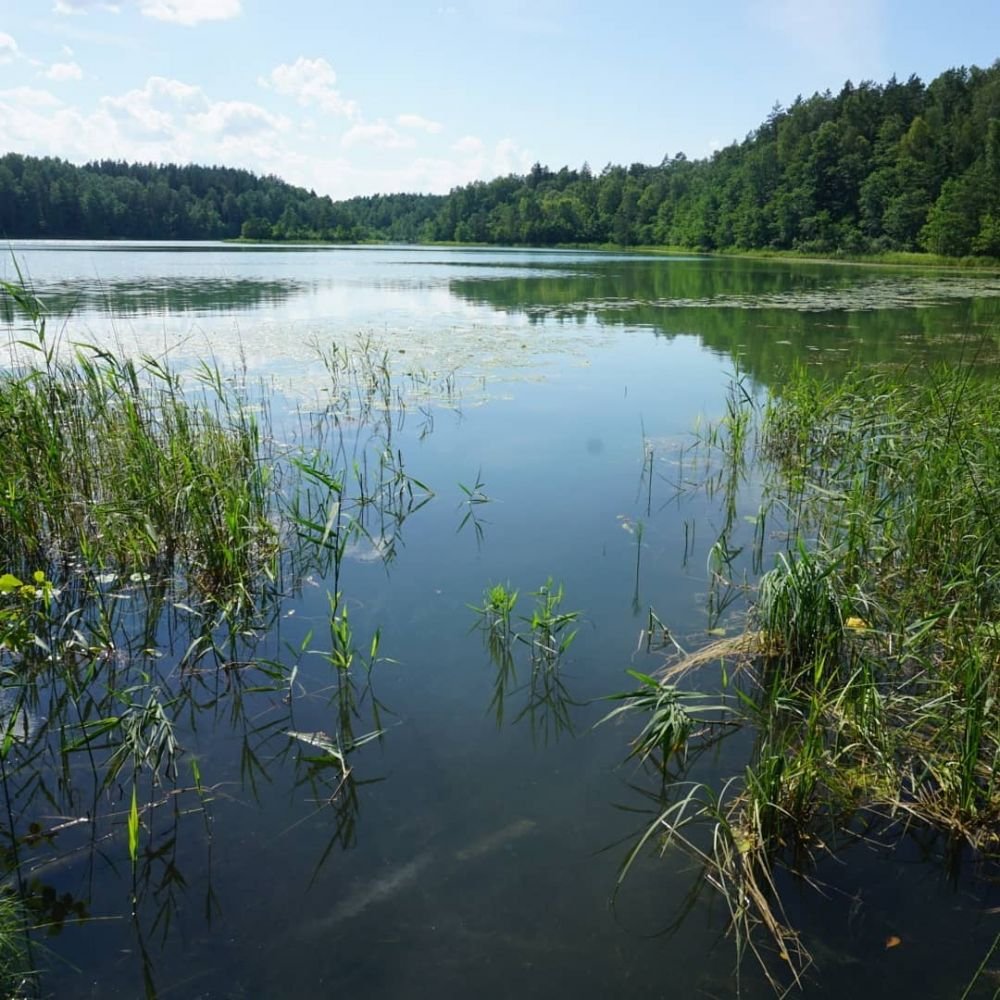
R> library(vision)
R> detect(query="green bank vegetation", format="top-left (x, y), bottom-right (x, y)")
top-left (611, 359), bottom-right (1000, 988)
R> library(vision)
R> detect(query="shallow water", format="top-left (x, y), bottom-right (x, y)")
top-left (3, 243), bottom-right (1000, 998)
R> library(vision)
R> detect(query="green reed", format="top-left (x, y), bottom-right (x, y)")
top-left (614, 357), bottom-right (1000, 989)
top-left (470, 579), bottom-right (580, 742)
top-left (0, 281), bottom-right (279, 611)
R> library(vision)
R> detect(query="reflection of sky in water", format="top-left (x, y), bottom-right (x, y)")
top-left (3, 242), bottom-right (625, 396)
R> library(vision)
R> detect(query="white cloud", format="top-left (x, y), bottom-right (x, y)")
top-left (341, 121), bottom-right (414, 150)
top-left (0, 87), bottom-right (64, 110)
top-left (146, 76), bottom-right (203, 103)
top-left (448, 135), bottom-right (530, 180)
top-left (397, 113), bottom-right (444, 134)
top-left (452, 135), bottom-right (484, 155)
top-left (0, 75), bottom-right (292, 174)
top-left (54, 1), bottom-right (121, 12)
top-left (138, 0), bottom-right (241, 25)
top-left (98, 76), bottom-right (207, 138)
top-left (0, 33), bottom-right (19, 64)
top-left (101, 93), bottom-right (175, 137)
top-left (260, 57), bottom-right (359, 118)
top-left (755, 0), bottom-right (884, 80)
top-left (491, 137), bottom-right (530, 175)
top-left (99, 76), bottom-right (211, 142)
top-left (192, 100), bottom-right (288, 138)
top-left (45, 61), bottom-right (84, 81)
top-left (0, 63), bottom-right (533, 204)
top-left (54, 0), bottom-right (239, 23)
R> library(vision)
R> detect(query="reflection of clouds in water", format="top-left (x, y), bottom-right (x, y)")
top-left (343, 535), bottom-right (393, 563)
top-left (5, 282), bottom-right (615, 408)
top-left (5, 313), bottom-right (615, 407)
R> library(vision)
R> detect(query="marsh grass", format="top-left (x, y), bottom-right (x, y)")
top-left (614, 358), bottom-right (1000, 989)
top-left (0, 279), bottom-right (446, 990)
top-left (0, 280), bottom-right (280, 612)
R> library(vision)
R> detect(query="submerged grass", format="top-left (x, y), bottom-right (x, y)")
top-left (613, 357), bottom-right (1000, 989)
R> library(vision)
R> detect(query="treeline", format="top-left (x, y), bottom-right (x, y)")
top-left (3, 60), bottom-right (1000, 255)
top-left (0, 157), bottom-right (369, 241)
top-left (335, 60), bottom-right (1000, 256)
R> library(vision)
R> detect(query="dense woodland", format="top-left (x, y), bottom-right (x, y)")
top-left (0, 158), bottom-right (374, 243)
top-left (2, 60), bottom-right (1000, 256)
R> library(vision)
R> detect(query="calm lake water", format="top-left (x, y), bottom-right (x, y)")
top-left (3, 242), bottom-right (1000, 998)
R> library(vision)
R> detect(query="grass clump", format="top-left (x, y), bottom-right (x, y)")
top-left (1, 279), bottom-right (279, 610)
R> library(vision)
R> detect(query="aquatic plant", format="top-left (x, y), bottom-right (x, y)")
top-left (0, 276), bottom-right (456, 992)
top-left (615, 359), bottom-right (1000, 989)
top-left (0, 279), bottom-right (280, 611)
top-left (599, 670), bottom-right (733, 766)
top-left (457, 470), bottom-right (491, 546)
top-left (470, 579), bottom-right (580, 742)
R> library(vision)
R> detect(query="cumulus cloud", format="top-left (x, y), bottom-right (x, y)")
top-left (0, 33), bottom-right (20, 64)
top-left (0, 75), bottom-right (291, 175)
top-left (191, 100), bottom-right (288, 138)
top-left (260, 57), bottom-right (359, 118)
top-left (444, 136), bottom-right (533, 182)
top-left (452, 135), bottom-right (484, 155)
top-left (90, 75), bottom-right (279, 149)
top-left (491, 137), bottom-right (531, 175)
top-left (397, 113), bottom-right (443, 134)
top-left (45, 61), bottom-right (84, 81)
top-left (54, 0), bottom-right (240, 24)
top-left (98, 76), bottom-right (206, 138)
top-left (0, 87), bottom-right (64, 110)
top-left (341, 121), bottom-right (414, 150)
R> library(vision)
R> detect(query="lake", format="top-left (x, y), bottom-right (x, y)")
top-left (3, 242), bottom-right (1000, 998)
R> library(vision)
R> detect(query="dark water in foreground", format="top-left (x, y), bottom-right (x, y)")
top-left (3, 243), bottom-right (1000, 998)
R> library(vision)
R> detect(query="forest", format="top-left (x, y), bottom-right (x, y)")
top-left (2, 60), bottom-right (1000, 256)
top-left (0, 157), bottom-right (375, 243)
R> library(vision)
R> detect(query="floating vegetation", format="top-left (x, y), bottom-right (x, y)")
top-left (488, 274), bottom-right (1000, 320)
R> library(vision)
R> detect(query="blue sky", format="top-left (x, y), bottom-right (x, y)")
top-left (1, 1), bottom-right (999, 200)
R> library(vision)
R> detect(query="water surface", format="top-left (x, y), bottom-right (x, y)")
top-left (3, 242), bottom-right (1000, 998)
